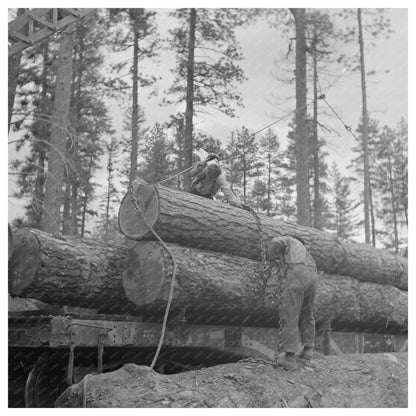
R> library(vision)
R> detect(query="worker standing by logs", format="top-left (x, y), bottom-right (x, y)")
top-left (267, 236), bottom-right (318, 371)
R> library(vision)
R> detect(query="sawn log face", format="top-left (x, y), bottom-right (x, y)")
top-left (122, 241), bottom-right (408, 331)
top-left (120, 184), bottom-right (407, 290)
top-left (8, 228), bottom-right (135, 314)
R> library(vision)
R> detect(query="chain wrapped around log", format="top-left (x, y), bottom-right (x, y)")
top-left (8, 229), bottom-right (407, 331)
top-left (121, 241), bottom-right (407, 331)
top-left (118, 181), bottom-right (407, 291)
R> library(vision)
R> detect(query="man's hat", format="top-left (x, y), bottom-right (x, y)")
top-left (207, 163), bottom-right (222, 179)
top-left (293, 235), bottom-right (306, 246)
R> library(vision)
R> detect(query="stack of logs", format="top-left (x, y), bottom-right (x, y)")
top-left (8, 181), bottom-right (408, 333)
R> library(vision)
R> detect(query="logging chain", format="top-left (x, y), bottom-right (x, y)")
top-left (240, 206), bottom-right (287, 353)
top-left (243, 206), bottom-right (287, 354)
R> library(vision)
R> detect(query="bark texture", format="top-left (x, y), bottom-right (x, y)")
top-left (183, 8), bottom-right (197, 190)
top-left (122, 242), bottom-right (407, 331)
top-left (7, 229), bottom-right (135, 314)
top-left (41, 25), bottom-right (75, 234)
top-left (291, 8), bottom-right (311, 227)
top-left (55, 353), bottom-right (408, 408)
top-left (119, 184), bottom-right (407, 290)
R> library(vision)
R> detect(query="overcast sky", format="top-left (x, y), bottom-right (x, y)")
top-left (6, 6), bottom-right (410, 232)
top-left (108, 7), bottom-right (408, 199)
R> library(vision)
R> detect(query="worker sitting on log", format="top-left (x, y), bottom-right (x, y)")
top-left (268, 235), bottom-right (318, 371)
top-left (189, 153), bottom-right (246, 209)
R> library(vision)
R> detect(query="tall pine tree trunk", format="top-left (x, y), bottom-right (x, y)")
top-left (104, 172), bottom-right (112, 243)
top-left (243, 157), bottom-right (247, 204)
top-left (397, 128), bottom-right (408, 227)
top-left (369, 184), bottom-right (376, 247)
top-left (387, 156), bottom-right (399, 253)
top-left (183, 8), bottom-right (196, 191)
top-left (129, 19), bottom-right (140, 187)
top-left (32, 41), bottom-right (50, 227)
top-left (71, 183), bottom-right (78, 235)
top-left (8, 8), bottom-right (26, 133)
top-left (291, 8), bottom-right (310, 226)
top-left (312, 34), bottom-right (321, 229)
top-left (267, 153), bottom-right (271, 216)
top-left (69, 33), bottom-right (83, 236)
top-left (80, 154), bottom-right (93, 237)
top-left (41, 24), bottom-right (75, 234)
top-left (62, 173), bottom-right (71, 234)
top-left (357, 8), bottom-right (371, 244)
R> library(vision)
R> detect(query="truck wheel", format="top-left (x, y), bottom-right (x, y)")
top-left (24, 352), bottom-right (68, 408)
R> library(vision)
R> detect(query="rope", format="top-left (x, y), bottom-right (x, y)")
top-left (128, 184), bottom-right (177, 370)
top-left (249, 101), bottom-right (312, 138)
top-left (315, 72), bottom-right (380, 167)
top-left (157, 165), bottom-right (194, 185)
top-left (154, 100), bottom-right (316, 187)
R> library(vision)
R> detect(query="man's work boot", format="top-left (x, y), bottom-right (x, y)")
top-left (276, 353), bottom-right (297, 371)
top-left (298, 347), bottom-right (314, 361)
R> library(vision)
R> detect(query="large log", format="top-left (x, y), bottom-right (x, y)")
top-left (122, 241), bottom-right (408, 331)
top-left (55, 353), bottom-right (408, 408)
top-left (118, 183), bottom-right (407, 290)
top-left (7, 228), bottom-right (137, 315)
top-left (8, 229), bottom-right (407, 331)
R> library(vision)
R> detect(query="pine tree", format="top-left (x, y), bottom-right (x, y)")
top-left (305, 10), bottom-right (336, 230)
top-left (8, 8), bottom-right (27, 132)
top-left (228, 127), bottom-right (262, 204)
top-left (328, 162), bottom-right (356, 240)
top-left (118, 106), bottom-right (147, 188)
top-left (166, 8), bottom-right (247, 188)
top-left (250, 179), bottom-right (268, 213)
top-left (106, 8), bottom-right (160, 187)
top-left (41, 24), bottom-right (75, 234)
top-left (224, 132), bottom-right (244, 199)
top-left (283, 118), bottom-right (331, 226)
top-left (372, 124), bottom-right (407, 252)
top-left (166, 113), bottom-right (186, 189)
top-left (290, 8), bottom-right (310, 226)
top-left (349, 117), bottom-right (380, 245)
top-left (95, 136), bottom-right (122, 244)
top-left (139, 123), bottom-right (174, 184)
top-left (258, 129), bottom-right (282, 216)
top-left (394, 118), bottom-right (408, 228)
top-left (11, 40), bottom-right (55, 228)
top-left (64, 12), bottom-right (113, 235)
top-left (338, 8), bottom-right (393, 243)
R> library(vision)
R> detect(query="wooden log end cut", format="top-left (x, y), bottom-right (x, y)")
top-left (118, 178), bottom-right (160, 240)
top-left (8, 229), bottom-right (41, 295)
top-left (122, 242), bottom-right (165, 306)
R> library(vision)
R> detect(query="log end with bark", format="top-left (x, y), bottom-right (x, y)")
top-left (8, 228), bottom-right (138, 315)
top-left (8, 228), bottom-right (41, 295)
top-left (121, 241), bottom-right (279, 326)
top-left (118, 179), bottom-right (159, 240)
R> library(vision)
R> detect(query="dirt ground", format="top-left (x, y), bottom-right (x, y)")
top-left (56, 352), bottom-right (407, 408)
